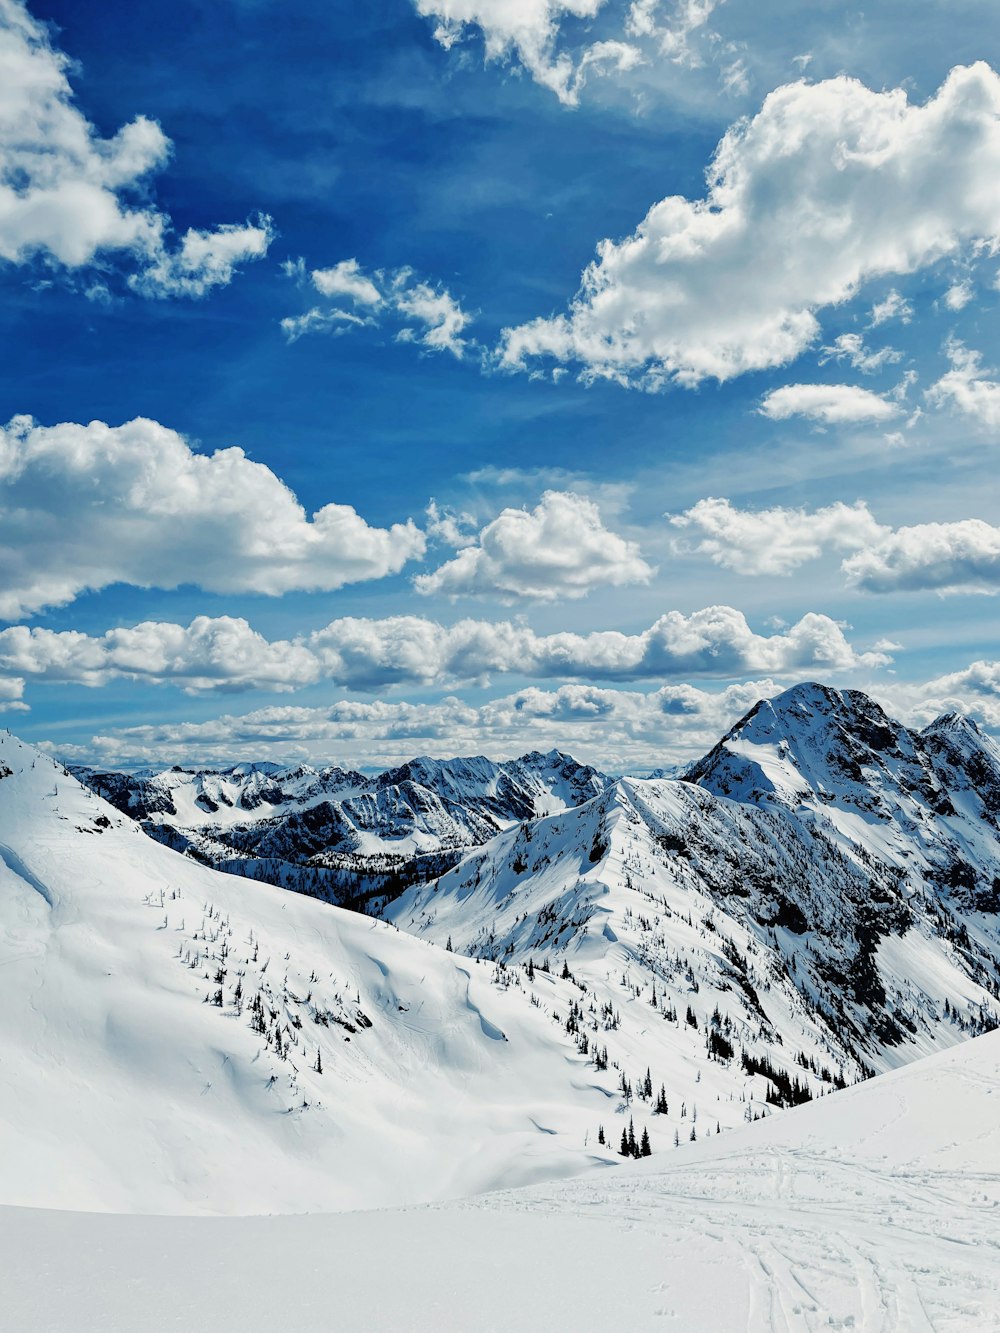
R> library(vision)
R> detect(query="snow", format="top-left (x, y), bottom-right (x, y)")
top-left (4, 681), bottom-right (1000, 1327)
top-left (3, 1028), bottom-right (999, 1331)
top-left (0, 733), bottom-right (630, 1213)
top-left (74, 749), bottom-right (611, 892)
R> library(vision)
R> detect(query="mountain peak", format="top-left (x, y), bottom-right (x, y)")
top-left (685, 683), bottom-right (912, 801)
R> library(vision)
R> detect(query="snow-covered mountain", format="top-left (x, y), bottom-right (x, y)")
top-left (75, 750), bottom-right (611, 905)
top-left (9, 681), bottom-right (1000, 1220)
top-left (0, 734), bottom-right (634, 1214)
top-left (6, 1026), bottom-right (999, 1331)
top-left (386, 683), bottom-right (1000, 1093)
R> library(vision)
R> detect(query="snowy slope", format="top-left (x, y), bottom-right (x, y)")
top-left (4, 1027), bottom-right (998, 1331)
top-left (0, 733), bottom-right (631, 1214)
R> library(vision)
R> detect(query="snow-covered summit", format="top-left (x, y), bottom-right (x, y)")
top-left (684, 681), bottom-right (934, 804)
top-left (683, 681), bottom-right (1000, 910)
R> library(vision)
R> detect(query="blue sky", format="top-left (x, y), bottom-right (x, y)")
top-left (2, 0), bottom-right (1000, 770)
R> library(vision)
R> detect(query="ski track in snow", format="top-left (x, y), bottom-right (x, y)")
top-left (3, 1036), bottom-right (1000, 1332)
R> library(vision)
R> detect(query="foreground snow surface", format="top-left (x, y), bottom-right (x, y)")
top-left (5, 1030), bottom-right (999, 1333)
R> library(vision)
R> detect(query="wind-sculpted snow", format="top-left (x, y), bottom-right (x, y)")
top-left (3, 1029), bottom-right (998, 1330)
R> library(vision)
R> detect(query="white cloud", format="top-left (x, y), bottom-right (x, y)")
top-left (393, 279), bottom-right (471, 355)
top-left (0, 618), bottom-right (320, 695)
top-left (759, 383), bottom-right (901, 424)
top-left (414, 489), bottom-right (652, 600)
top-left (425, 499), bottom-right (477, 547)
top-left (843, 519), bottom-right (1000, 595)
top-left (0, 415), bottom-right (425, 618)
top-left (672, 496), bottom-right (1000, 596)
top-left (626, 0), bottom-right (720, 64)
top-left (873, 660), bottom-right (1000, 732)
top-left (55, 662), bottom-right (1000, 771)
top-left (0, 604), bottom-right (888, 700)
top-left (925, 339), bottom-right (1000, 428)
top-left (671, 497), bottom-right (886, 575)
top-left (129, 217), bottom-right (274, 298)
top-left (412, 0), bottom-right (641, 106)
top-left (52, 658), bottom-right (1000, 770)
top-left (943, 279), bottom-right (974, 311)
top-left (282, 258), bottom-right (472, 357)
top-left (868, 289), bottom-right (913, 327)
top-left (500, 64), bottom-right (1000, 387)
top-left (311, 258), bottom-right (382, 306)
top-left (819, 333), bottom-right (902, 375)
top-left (45, 678), bottom-right (786, 771)
top-left (0, 0), bottom-right (271, 293)
top-left (283, 603), bottom-right (894, 683)
top-left (0, 675), bottom-right (26, 710)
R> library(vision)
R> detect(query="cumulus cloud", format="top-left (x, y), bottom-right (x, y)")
top-left (843, 519), bottom-right (1000, 595)
top-left (759, 383), bottom-right (901, 424)
top-left (0, 605), bottom-right (888, 700)
top-left (46, 678), bottom-right (784, 770)
top-left (129, 218), bottom-right (274, 298)
top-left (50, 659), bottom-right (1000, 770)
top-left (412, 0), bottom-right (641, 106)
top-left (282, 257), bottom-right (471, 357)
top-left (943, 279), bottom-right (974, 311)
top-left (500, 64), bottom-right (1000, 387)
top-left (0, 618), bottom-right (321, 695)
top-left (0, 675), bottom-right (26, 710)
top-left (671, 497), bottom-right (886, 575)
top-left (871, 660), bottom-right (1000, 732)
top-left (868, 289), bottom-right (913, 327)
top-left (0, 415), bottom-right (425, 618)
top-left (51, 660), bottom-right (1000, 770)
top-left (925, 339), bottom-right (1000, 428)
top-left (0, 0), bottom-right (271, 293)
top-left (414, 490), bottom-right (652, 600)
top-left (673, 496), bottom-right (1000, 596)
top-left (819, 333), bottom-right (903, 375)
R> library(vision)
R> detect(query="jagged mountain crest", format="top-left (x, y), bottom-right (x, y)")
top-left (75, 748), bottom-right (613, 903)
top-left (387, 683), bottom-right (1000, 1077)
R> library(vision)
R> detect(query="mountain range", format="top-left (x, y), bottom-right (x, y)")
top-left (2, 681), bottom-right (998, 1216)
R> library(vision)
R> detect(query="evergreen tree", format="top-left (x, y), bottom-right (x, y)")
top-left (314, 1048), bottom-right (323, 1074)
top-left (640, 1127), bottom-right (651, 1157)
top-left (597, 1125), bottom-right (605, 1146)
top-left (446, 935), bottom-right (453, 952)
top-left (627, 1118), bottom-right (638, 1157)
top-left (620, 1127), bottom-right (630, 1157)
